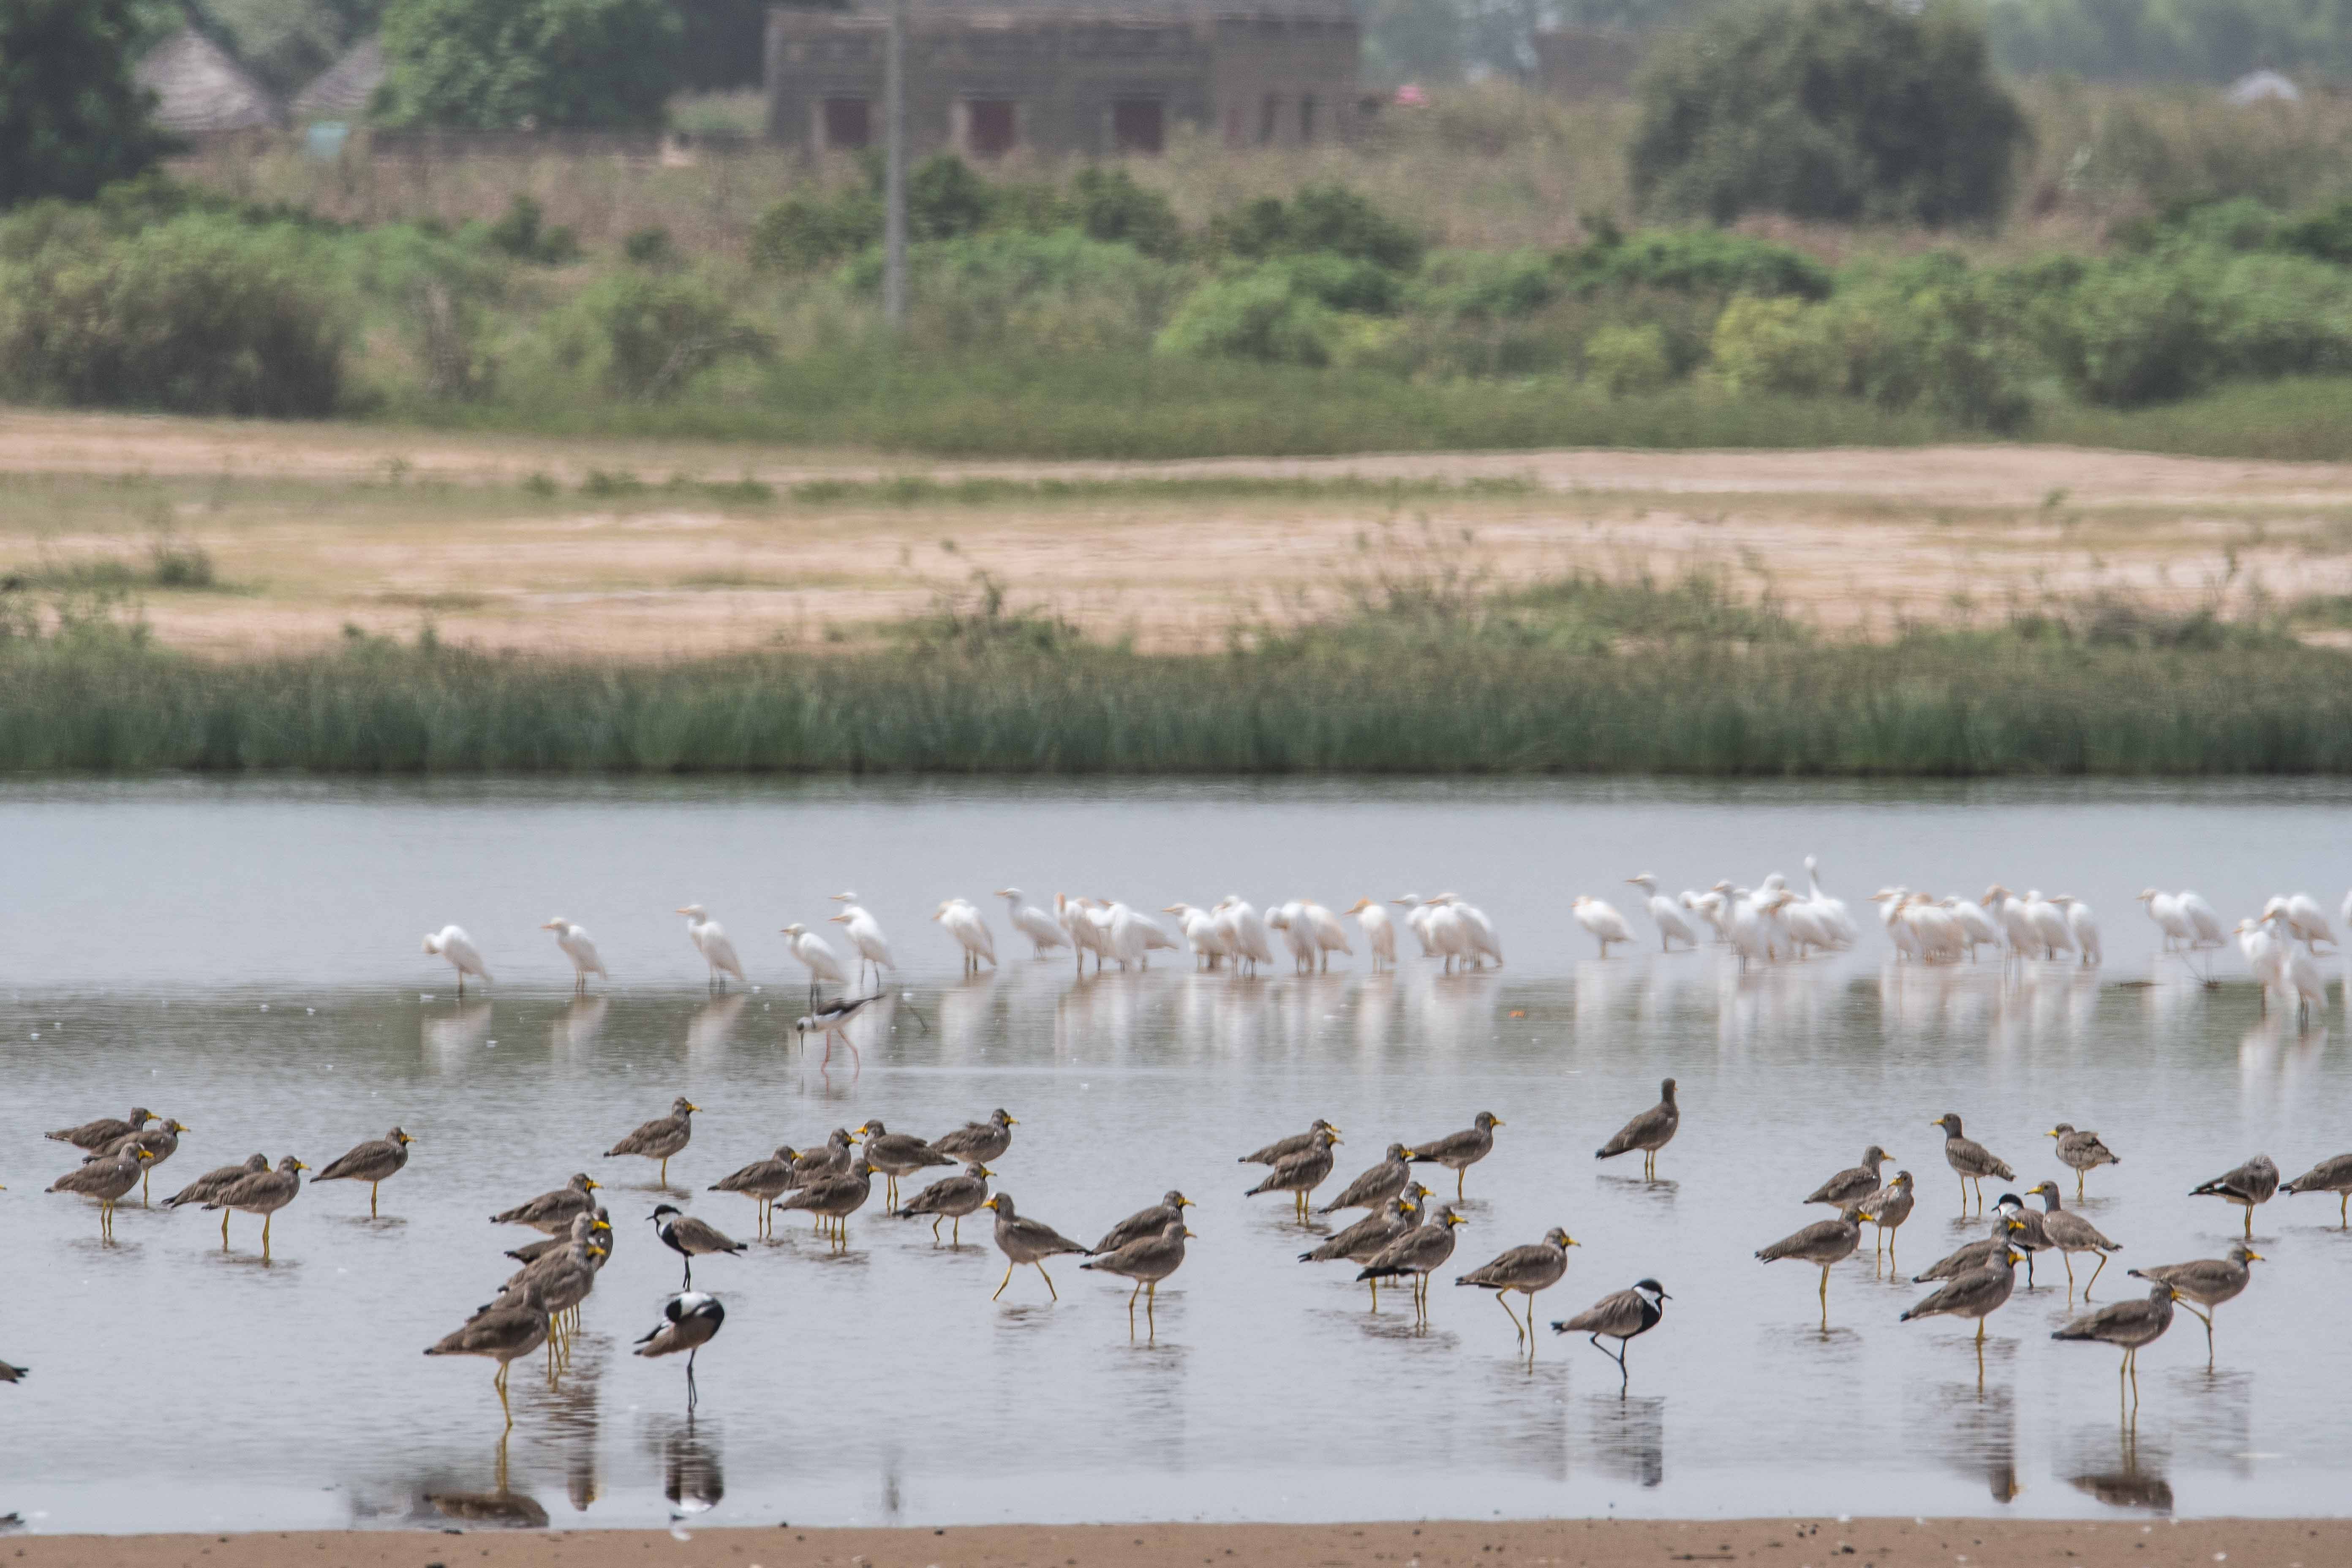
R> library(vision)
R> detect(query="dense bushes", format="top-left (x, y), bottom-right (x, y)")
top-left (751, 159), bottom-right (1185, 273)
top-left (375, 0), bottom-right (682, 130)
top-left (1631, 0), bottom-right (2029, 227)
top-left (0, 213), bottom-right (344, 415)
top-left (0, 0), bottom-right (166, 208)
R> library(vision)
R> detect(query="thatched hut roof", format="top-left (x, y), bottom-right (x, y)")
top-left (134, 27), bottom-right (283, 133)
top-left (290, 35), bottom-right (384, 123)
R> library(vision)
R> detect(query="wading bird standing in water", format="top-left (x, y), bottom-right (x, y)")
top-left (675, 905), bottom-right (744, 991)
top-left (423, 926), bottom-right (491, 997)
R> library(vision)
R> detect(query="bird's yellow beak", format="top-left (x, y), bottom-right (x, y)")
top-left (1448, 1214), bottom-right (1466, 1227)
top-left (1565, 1236), bottom-right (1582, 1246)
top-left (2246, 1250), bottom-right (2266, 1262)
top-left (686, 1102), bottom-right (702, 1113)
top-left (983, 1198), bottom-right (999, 1211)
top-left (1492, 1119), bottom-right (1505, 1127)
top-left (1178, 1197), bottom-right (1195, 1207)
top-left (585, 1179), bottom-right (601, 1190)
top-left (589, 1244), bottom-right (608, 1259)
top-left (1182, 1228), bottom-right (1198, 1239)
top-left (1007, 1116), bottom-right (1019, 1125)
top-left (401, 1132), bottom-right (416, 1144)
top-left (977, 1166), bottom-right (995, 1178)
top-left (2044, 1129), bottom-right (2061, 1138)
top-left (136, 1148), bottom-right (154, 1161)
top-left (294, 1160), bottom-right (311, 1171)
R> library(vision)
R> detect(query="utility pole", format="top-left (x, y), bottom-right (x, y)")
top-left (882, 0), bottom-right (908, 331)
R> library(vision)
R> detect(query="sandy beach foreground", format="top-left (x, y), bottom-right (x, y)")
top-left (11, 1519), bottom-right (2346, 1568)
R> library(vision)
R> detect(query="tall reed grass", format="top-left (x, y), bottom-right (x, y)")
top-left (3, 606), bottom-right (2343, 776)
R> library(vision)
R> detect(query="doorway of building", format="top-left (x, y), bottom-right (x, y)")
top-left (821, 96), bottom-right (870, 151)
top-left (1111, 98), bottom-right (1164, 154)
top-left (964, 99), bottom-right (1017, 157)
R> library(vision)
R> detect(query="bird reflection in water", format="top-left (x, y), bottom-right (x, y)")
top-left (423, 1434), bottom-right (551, 1529)
top-left (1927, 1380), bottom-right (2018, 1503)
top-left (423, 1002), bottom-right (493, 1057)
top-left (686, 993), bottom-right (746, 1059)
top-left (1581, 1394), bottom-right (1664, 1488)
top-left (2069, 1419), bottom-right (2173, 1513)
top-left (662, 1417), bottom-right (725, 1521)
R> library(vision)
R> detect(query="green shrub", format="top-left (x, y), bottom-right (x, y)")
top-left (1630, 0), bottom-right (2029, 226)
top-left (909, 153), bottom-right (993, 241)
top-left (577, 270), bottom-right (770, 398)
top-left (376, 0), bottom-right (682, 130)
top-left (343, 221), bottom-right (509, 401)
top-left (1559, 228), bottom-right (1834, 301)
top-left (1411, 249), bottom-right (1562, 320)
top-left (0, 214), bottom-right (345, 415)
top-left (1710, 296), bottom-right (1841, 396)
top-left (1584, 322), bottom-right (1674, 394)
top-left (749, 188), bottom-right (881, 272)
top-left (2035, 259), bottom-right (2214, 407)
top-left (838, 230), bottom-right (1189, 352)
top-left (1210, 183), bottom-right (1426, 272)
top-left (623, 226), bottom-right (675, 266)
top-left (1156, 267), bottom-right (1344, 366)
top-left (483, 195), bottom-right (579, 264)
top-left (1070, 168), bottom-right (1186, 260)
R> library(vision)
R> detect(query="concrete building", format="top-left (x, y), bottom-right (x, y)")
top-left (764, 0), bottom-right (1359, 157)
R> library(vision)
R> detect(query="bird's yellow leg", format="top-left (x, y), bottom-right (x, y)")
top-left (370, 1182), bottom-right (379, 1219)
top-left (2243, 1208), bottom-right (2253, 1239)
top-left (994, 1261), bottom-right (1014, 1300)
top-left (1976, 1315), bottom-right (1987, 1344)
top-left (1495, 1290), bottom-right (1524, 1342)
top-left (952, 1216), bottom-right (961, 1246)
top-left (1038, 1262), bottom-right (1058, 1301)
top-left (142, 1169), bottom-right (150, 1205)
top-left (221, 1209), bottom-right (231, 1247)
top-left (261, 1211), bottom-right (273, 1260)
top-left (1368, 1276), bottom-right (1379, 1311)
top-left (659, 1159), bottom-right (668, 1187)
top-left (2086, 1253), bottom-right (2109, 1297)
top-left (1456, 1170), bottom-right (1465, 1200)
top-left (2063, 1252), bottom-right (2077, 1295)
top-left (932, 1216), bottom-right (943, 1243)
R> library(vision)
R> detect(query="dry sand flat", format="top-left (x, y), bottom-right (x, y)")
top-left (8, 1519), bottom-right (2347, 1568)
top-left (6, 409), bottom-right (2352, 656)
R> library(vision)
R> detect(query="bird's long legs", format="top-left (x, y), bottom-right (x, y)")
top-left (1589, 1334), bottom-right (1631, 1388)
top-left (495, 1361), bottom-right (514, 1429)
top-left (1127, 1278), bottom-right (1143, 1334)
top-left (1035, 1261), bottom-right (1059, 1301)
top-left (2243, 1207), bottom-right (2254, 1239)
top-left (659, 1159), bottom-right (669, 1187)
top-left (141, 1169), bottom-right (150, 1206)
top-left (1495, 1290), bottom-right (1525, 1342)
top-left (100, 1198), bottom-right (114, 1241)
top-left (1817, 1264), bottom-right (1831, 1331)
top-left (1456, 1169), bottom-right (1465, 1200)
top-left (261, 1211), bottom-right (273, 1261)
top-left (220, 1209), bottom-right (231, 1248)
top-left (2182, 1302), bottom-right (2216, 1365)
top-left (2085, 1252), bottom-right (2110, 1298)
top-left (2063, 1252), bottom-right (2077, 1295)
top-left (994, 1261), bottom-right (1015, 1301)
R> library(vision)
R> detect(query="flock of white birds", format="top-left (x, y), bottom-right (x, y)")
top-left (414, 862), bottom-right (2352, 1022)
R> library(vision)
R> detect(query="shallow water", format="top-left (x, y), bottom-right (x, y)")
top-left (4, 779), bottom-right (2351, 1535)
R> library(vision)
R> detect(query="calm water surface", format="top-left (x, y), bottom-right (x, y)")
top-left (4, 780), bottom-right (2351, 1534)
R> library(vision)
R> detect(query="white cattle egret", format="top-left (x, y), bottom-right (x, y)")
top-left (1422, 898), bottom-right (1470, 972)
top-left (1300, 901), bottom-right (1353, 972)
top-left (1165, 904), bottom-right (1231, 969)
top-left (1981, 885), bottom-right (2036, 964)
top-left (1214, 896), bottom-right (1275, 976)
top-left (2179, 890), bottom-right (2227, 948)
top-left (2283, 942), bottom-right (2329, 1027)
top-left (1141, 915), bottom-right (1181, 956)
top-left (1266, 902), bottom-right (1317, 972)
top-left (780, 921), bottom-right (848, 1004)
top-left (827, 895), bottom-right (896, 984)
top-left (1097, 900), bottom-right (1152, 970)
top-left (1680, 888), bottom-right (1729, 943)
top-left (2267, 893), bottom-right (2337, 950)
top-left (1730, 888), bottom-right (1789, 971)
top-left (2020, 890), bottom-right (2075, 961)
top-left (1389, 895), bottom-right (1439, 958)
top-left (1626, 875), bottom-right (1699, 952)
top-left (1904, 894), bottom-right (1963, 964)
top-left (1345, 898), bottom-right (1396, 969)
top-left (933, 899), bottom-right (996, 973)
top-left (676, 904), bottom-right (745, 991)
top-left (994, 889), bottom-right (1070, 959)
top-left (2050, 895), bottom-right (2100, 966)
top-left (1870, 890), bottom-right (1921, 963)
top-left (422, 925), bottom-right (491, 997)
top-left (1941, 896), bottom-right (2000, 961)
top-left (540, 918), bottom-right (606, 993)
top-left (1056, 893), bottom-right (1104, 975)
top-left (2237, 917), bottom-right (2286, 996)
top-left (2137, 889), bottom-right (2192, 952)
top-left (1571, 895), bottom-right (1634, 958)
top-left (1430, 892), bottom-right (1504, 968)
top-left (1802, 855), bottom-right (1859, 947)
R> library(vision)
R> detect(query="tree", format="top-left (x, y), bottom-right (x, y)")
top-left (375, 0), bottom-right (681, 130)
top-left (0, 0), bottom-right (167, 208)
top-left (1629, 0), bottom-right (2030, 228)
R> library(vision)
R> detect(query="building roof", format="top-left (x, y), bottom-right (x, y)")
top-left (134, 27), bottom-right (283, 133)
top-left (291, 35), bottom-right (384, 123)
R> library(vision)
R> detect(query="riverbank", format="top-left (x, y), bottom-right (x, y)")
top-left (8, 1517), bottom-right (2344, 1568)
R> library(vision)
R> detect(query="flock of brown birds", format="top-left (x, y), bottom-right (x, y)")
top-left (30, 1075), bottom-right (2352, 1420)
top-left (1750, 1108), bottom-right (2352, 1404)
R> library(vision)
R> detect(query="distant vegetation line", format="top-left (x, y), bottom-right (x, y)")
top-left (3, 580), bottom-right (2348, 775)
